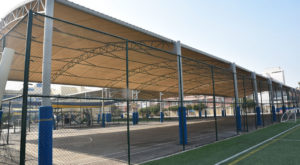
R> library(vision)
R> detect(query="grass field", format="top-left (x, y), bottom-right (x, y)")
top-left (143, 121), bottom-right (300, 165)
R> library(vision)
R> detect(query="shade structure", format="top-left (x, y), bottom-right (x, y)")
top-left (0, 0), bottom-right (296, 99)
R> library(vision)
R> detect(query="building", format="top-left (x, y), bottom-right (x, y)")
top-left (263, 67), bottom-right (286, 84)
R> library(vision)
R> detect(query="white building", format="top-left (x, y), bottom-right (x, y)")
top-left (263, 67), bottom-right (286, 84)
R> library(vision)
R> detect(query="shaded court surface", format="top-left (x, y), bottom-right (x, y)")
top-left (24, 118), bottom-right (237, 164)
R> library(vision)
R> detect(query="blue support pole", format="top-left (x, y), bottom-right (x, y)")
top-left (256, 106), bottom-right (262, 126)
top-left (97, 114), bottom-right (100, 123)
top-left (205, 110), bottom-right (207, 118)
top-left (236, 106), bottom-right (241, 131)
top-left (38, 106), bottom-right (53, 165)
top-left (102, 113), bottom-right (105, 127)
top-left (106, 113), bottom-right (112, 122)
top-left (178, 107), bottom-right (187, 145)
top-left (160, 112), bottom-right (164, 123)
top-left (132, 112), bottom-right (135, 125)
top-left (282, 105), bottom-right (286, 114)
top-left (272, 106), bottom-right (276, 122)
top-left (222, 110), bottom-right (225, 117)
top-left (0, 110), bottom-right (3, 123)
top-left (199, 109), bottom-right (202, 118)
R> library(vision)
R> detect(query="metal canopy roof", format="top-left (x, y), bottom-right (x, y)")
top-left (0, 0), bottom-right (296, 99)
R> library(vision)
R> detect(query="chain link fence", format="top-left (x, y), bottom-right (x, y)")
top-left (0, 10), bottom-right (300, 165)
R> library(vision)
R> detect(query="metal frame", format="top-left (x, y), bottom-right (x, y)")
top-left (211, 66), bottom-right (218, 141)
top-left (41, 0), bottom-right (54, 106)
top-left (242, 76), bottom-right (249, 132)
top-left (0, 0), bottom-right (45, 32)
top-left (258, 80), bottom-right (265, 127)
top-left (3, 6), bottom-right (298, 165)
top-left (268, 78), bottom-right (275, 123)
top-left (280, 84), bottom-right (286, 113)
top-left (175, 41), bottom-right (186, 150)
top-left (231, 63), bottom-right (240, 133)
top-left (125, 39), bottom-right (131, 164)
top-left (20, 9), bottom-right (33, 165)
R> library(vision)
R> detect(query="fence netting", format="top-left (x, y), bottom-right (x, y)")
top-left (0, 14), bottom-right (28, 164)
top-left (1, 11), bottom-right (299, 165)
top-left (128, 41), bottom-right (182, 163)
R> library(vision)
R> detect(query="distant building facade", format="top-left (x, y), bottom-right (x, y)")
top-left (263, 67), bottom-right (286, 84)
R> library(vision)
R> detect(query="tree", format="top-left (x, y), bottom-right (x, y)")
top-left (111, 104), bottom-right (122, 116)
top-left (168, 105), bottom-right (179, 111)
top-left (138, 104), bottom-right (160, 117)
top-left (186, 104), bottom-right (193, 110)
top-left (193, 103), bottom-right (207, 110)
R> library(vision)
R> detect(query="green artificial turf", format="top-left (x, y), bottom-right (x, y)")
top-left (143, 122), bottom-right (299, 165)
top-left (229, 123), bottom-right (300, 165)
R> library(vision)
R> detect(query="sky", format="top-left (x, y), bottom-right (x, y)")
top-left (1, 0), bottom-right (299, 88)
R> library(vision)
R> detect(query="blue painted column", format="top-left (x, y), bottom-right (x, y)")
top-left (38, 106), bottom-right (53, 165)
top-left (272, 106), bottom-right (276, 122)
top-left (102, 113), bottom-right (105, 127)
top-left (178, 107), bottom-right (187, 145)
top-left (198, 107), bottom-right (202, 118)
top-left (236, 106), bottom-right (241, 131)
top-left (160, 112), bottom-right (164, 122)
top-left (106, 113), bottom-right (112, 122)
top-left (0, 110), bottom-right (3, 124)
top-left (97, 113), bottom-right (101, 124)
top-left (222, 110), bottom-right (225, 117)
top-left (256, 106), bottom-right (262, 126)
top-left (132, 112), bottom-right (135, 125)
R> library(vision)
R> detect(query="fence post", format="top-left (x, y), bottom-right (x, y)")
top-left (275, 85), bottom-right (280, 121)
top-left (0, 34), bottom-right (6, 127)
top-left (242, 76), bottom-right (249, 132)
top-left (268, 79), bottom-right (276, 122)
top-left (231, 63), bottom-right (241, 133)
top-left (160, 92), bottom-right (164, 123)
top-left (251, 72), bottom-right (262, 126)
top-left (294, 89), bottom-right (299, 109)
top-left (291, 89), bottom-right (296, 108)
top-left (258, 80), bottom-right (265, 127)
top-left (280, 84), bottom-right (286, 114)
top-left (286, 88), bottom-right (291, 109)
top-left (175, 41), bottom-right (187, 148)
top-left (125, 40), bottom-right (131, 164)
top-left (211, 66), bottom-right (218, 141)
top-left (20, 10), bottom-right (33, 165)
top-left (7, 101), bottom-right (11, 144)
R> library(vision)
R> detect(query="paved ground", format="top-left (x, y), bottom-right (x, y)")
top-left (2, 114), bottom-right (276, 165)
top-left (27, 117), bottom-right (238, 164)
